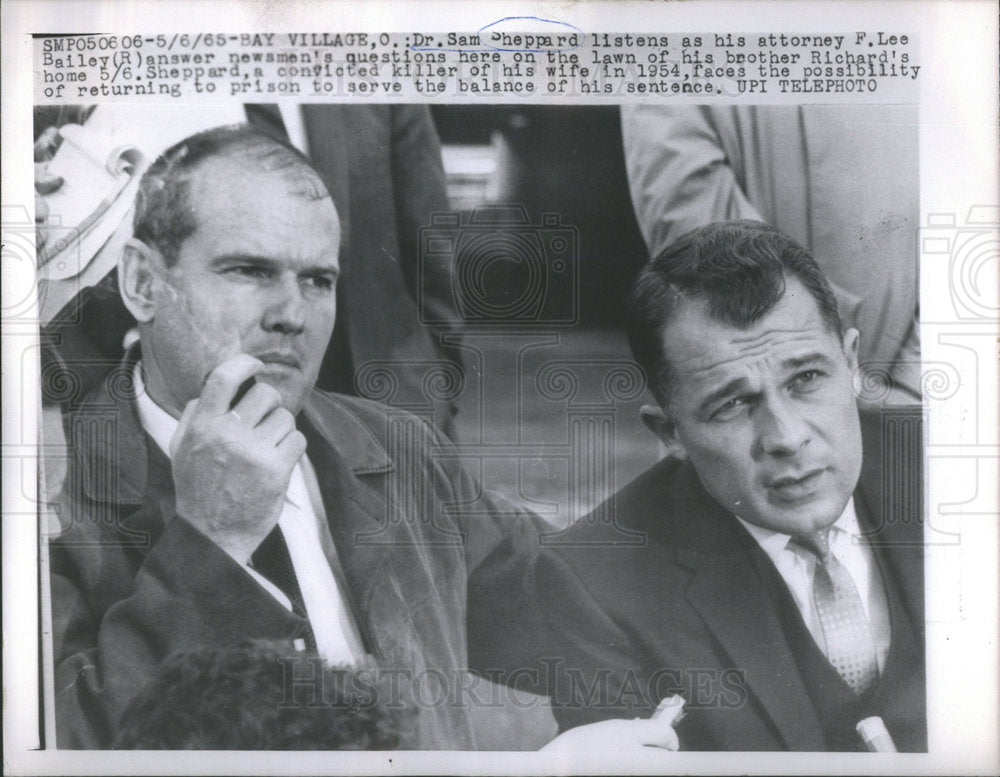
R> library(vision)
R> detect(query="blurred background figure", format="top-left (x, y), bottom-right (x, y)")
top-left (113, 640), bottom-right (411, 750)
top-left (246, 104), bottom-right (465, 438)
top-left (622, 105), bottom-right (921, 406)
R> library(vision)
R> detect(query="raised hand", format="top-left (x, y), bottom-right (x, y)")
top-left (170, 354), bottom-right (306, 563)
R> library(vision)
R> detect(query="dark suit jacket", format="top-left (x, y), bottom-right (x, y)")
top-left (49, 356), bottom-right (553, 749)
top-left (470, 407), bottom-right (925, 751)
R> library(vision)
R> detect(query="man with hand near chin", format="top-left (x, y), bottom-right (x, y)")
top-left (49, 125), bottom-right (565, 750)
top-left (474, 220), bottom-right (926, 751)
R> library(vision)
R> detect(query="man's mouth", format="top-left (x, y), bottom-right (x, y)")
top-left (254, 351), bottom-right (302, 370)
top-left (766, 468), bottom-right (826, 500)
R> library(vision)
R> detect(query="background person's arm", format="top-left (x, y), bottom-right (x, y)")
top-left (621, 104), bottom-right (759, 258)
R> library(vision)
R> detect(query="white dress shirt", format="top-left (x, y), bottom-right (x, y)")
top-left (736, 500), bottom-right (892, 672)
top-left (134, 363), bottom-right (365, 666)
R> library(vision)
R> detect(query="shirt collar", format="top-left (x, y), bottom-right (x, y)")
top-left (134, 362), bottom-right (180, 458)
top-left (736, 499), bottom-right (860, 566)
top-left (134, 361), bottom-right (314, 511)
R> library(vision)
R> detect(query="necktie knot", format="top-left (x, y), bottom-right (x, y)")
top-left (791, 529), bottom-right (832, 563)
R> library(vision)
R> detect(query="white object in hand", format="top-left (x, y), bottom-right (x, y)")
top-left (651, 693), bottom-right (687, 727)
top-left (541, 696), bottom-right (685, 752)
top-left (856, 716), bottom-right (898, 752)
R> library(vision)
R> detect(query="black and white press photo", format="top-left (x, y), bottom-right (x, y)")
top-left (3, 2), bottom-right (998, 775)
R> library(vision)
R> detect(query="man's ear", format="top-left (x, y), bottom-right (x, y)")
top-left (119, 238), bottom-right (163, 323)
top-left (841, 327), bottom-right (860, 374)
top-left (639, 403), bottom-right (689, 460)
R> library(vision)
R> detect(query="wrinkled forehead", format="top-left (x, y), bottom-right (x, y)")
top-left (186, 153), bottom-right (339, 236)
top-left (661, 284), bottom-right (838, 384)
top-left (189, 149), bottom-right (330, 203)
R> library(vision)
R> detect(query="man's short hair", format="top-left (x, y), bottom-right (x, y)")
top-left (112, 640), bottom-right (410, 750)
top-left (627, 220), bottom-right (843, 407)
top-left (133, 124), bottom-right (329, 266)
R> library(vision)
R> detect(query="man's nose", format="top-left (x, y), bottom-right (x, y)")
top-left (261, 277), bottom-right (306, 335)
top-left (755, 395), bottom-right (811, 457)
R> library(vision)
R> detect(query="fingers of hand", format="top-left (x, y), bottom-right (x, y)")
top-left (228, 380), bottom-right (282, 427)
top-left (34, 126), bottom-right (61, 161)
top-left (254, 405), bottom-right (298, 448)
top-left (631, 717), bottom-right (680, 750)
top-left (276, 428), bottom-right (308, 464)
top-left (542, 718), bottom-right (679, 752)
top-left (199, 355), bottom-right (264, 415)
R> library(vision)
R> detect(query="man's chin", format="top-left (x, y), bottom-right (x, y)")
top-left (255, 375), bottom-right (309, 414)
top-left (774, 503), bottom-right (844, 537)
top-left (744, 496), bottom-right (845, 537)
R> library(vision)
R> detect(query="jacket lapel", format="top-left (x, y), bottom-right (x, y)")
top-left (299, 394), bottom-right (396, 656)
top-left (666, 464), bottom-right (827, 750)
top-left (75, 364), bottom-right (147, 508)
top-left (71, 355), bottom-right (175, 551)
top-left (113, 442), bottom-right (175, 553)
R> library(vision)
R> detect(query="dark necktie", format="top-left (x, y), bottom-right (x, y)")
top-left (250, 524), bottom-right (308, 621)
top-left (793, 530), bottom-right (879, 695)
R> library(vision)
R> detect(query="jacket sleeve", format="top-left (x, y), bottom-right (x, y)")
top-left (468, 539), bottom-right (652, 733)
top-left (422, 422), bottom-right (586, 740)
top-left (50, 515), bottom-right (310, 748)
top-left (621, 104), bottom-right (761, 258)
top-left (418, 420), bottom-right (563, 748)
top-left (410, 420), bottom-right (543, 639)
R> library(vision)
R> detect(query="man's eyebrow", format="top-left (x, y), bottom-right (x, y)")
top-left (782, 352), bottom-right (836, 372)
top-left (210, 254), bottom-right (338, 276)
top-left (210, 253), bottom-right (276, 267)
top-left (697, 376), bottom-right (751, 415)
top-left (694, 353), bottom-right (837, 414)
top-left (299, 263), bottom-right (339, 277)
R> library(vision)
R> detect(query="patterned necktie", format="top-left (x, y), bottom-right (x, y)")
top-left (793, 530), bottom-right (879, 695)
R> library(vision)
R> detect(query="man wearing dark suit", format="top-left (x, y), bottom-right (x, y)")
top-left (474, 220), bottom-right (925, 751)
top-left (48, 125), bottom-right (553, 750)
